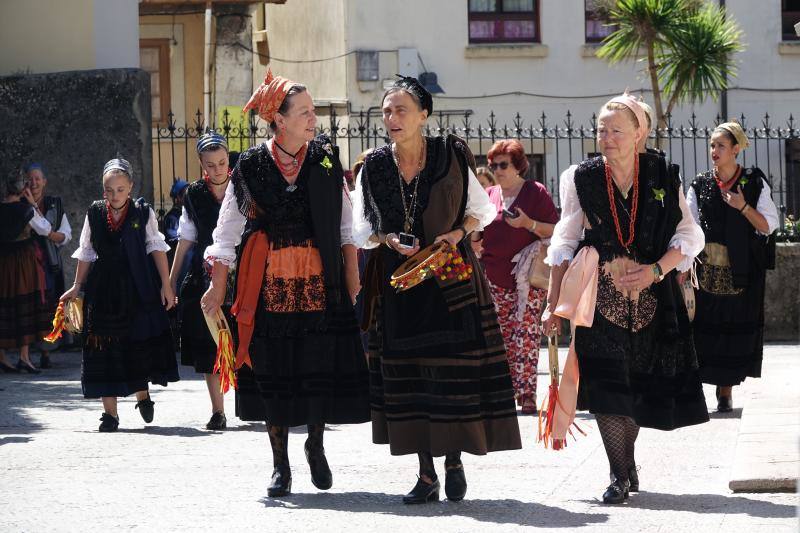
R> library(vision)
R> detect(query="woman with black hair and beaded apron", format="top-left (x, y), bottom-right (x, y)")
top-left (686, 121), bottom-right (778, 412)
top-left (61, 158), bottom-right (178, 432)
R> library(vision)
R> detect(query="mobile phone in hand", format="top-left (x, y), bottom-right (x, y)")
top-left (502, 208), bottom-right (518, 219)
top-left (397, 232), bottom-right (416, 249)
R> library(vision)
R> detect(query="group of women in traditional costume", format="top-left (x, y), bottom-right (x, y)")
top-left (44, 68), bottom-right (776, 505)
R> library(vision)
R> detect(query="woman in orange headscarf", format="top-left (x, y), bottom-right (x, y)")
top-left (201, 71), bottom-right (369, 498)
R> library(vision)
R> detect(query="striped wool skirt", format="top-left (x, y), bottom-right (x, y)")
top-left (0, 239), bottom-right (50, 349)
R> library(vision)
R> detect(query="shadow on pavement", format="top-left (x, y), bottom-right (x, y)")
top-left (113, 426), bottom-right (214, 437)
top-left (260, 492), bottom-right (608, 528)
top-left (579, 492), bottom-right (794, 519)
top-left (0, 436), bottom-right (32, 446)
top-left (708, 408), bottom-right (743, 419)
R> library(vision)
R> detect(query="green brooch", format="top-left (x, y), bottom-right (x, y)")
top-left (131, 220), bottom-right (140, 230)
top-left (739, 176), bottom-right (749, 186)
top-left (320, 156), bottom-right (333, 171)
top-left (652, 188), bottom-right (666, 207)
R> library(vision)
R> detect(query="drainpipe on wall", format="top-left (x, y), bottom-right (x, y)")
top-left (204, 1), bottom-right (213, 127)
top-left (719, 0), bottom-right (728, 120)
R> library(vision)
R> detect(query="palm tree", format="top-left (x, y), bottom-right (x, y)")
top-left (596, 0), bottom-right (744, 130)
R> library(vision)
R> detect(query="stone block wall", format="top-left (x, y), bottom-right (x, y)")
top-left (0, 68), bottom-right (151, 282)
top-left (765, 243), bottom-right (800, 342)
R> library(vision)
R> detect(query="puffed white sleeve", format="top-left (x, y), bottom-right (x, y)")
top-left (340, 186), bottom-right (355, 246)
top-left (465, 168), bottom-right (496, 230)
top-left (204, 180), bottom-right (246, 265)
top-left (28, 210), bottom-right (53, 236)
top-left (71, 215), bottom-right (97, 262)
top-left (144, 208), bottom-right (171, 254)
top-left (685, 183), bottom-right (701, 225)
top-left (351, 169), bottom-right (378, 249)
top-left (668, 186), bottom-right (705, 272)
top-left (546, 165), bottom-right (583, 266)
top-left (177, 206), bottom-right (198, 243)
top-left (756, 178), bottom-right (779, 235)
top-left (56, 213), bottom-right (72, 247)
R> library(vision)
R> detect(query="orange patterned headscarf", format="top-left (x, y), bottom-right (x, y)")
top-left (243, 69), bottom-right (299, 123)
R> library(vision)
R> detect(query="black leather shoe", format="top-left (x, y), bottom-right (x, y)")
top-left (445, 466), bottom-right (467, 501)
top-left (135, 395), bottom-right (155, 423)
top-left (267, 467), bottom-right (292, 497)
top-left (0, 361), bottom-right (20, 373)
top-left (304, 439), bottom-right (333, 490)
top-left (98, 413), bottom-right (119, 432)
top-left (403, 476), bottom-right (440, 504)
top-left (16, 360), bottom-right (41, 374)
top-left (602, 479), bottom-right (630, 504)
top-left (717, 395), bottom-right (733, 413)
top-left (39, 354), bottom-right (52, 369)
top-left (206, 412), bottom-right (227, 430)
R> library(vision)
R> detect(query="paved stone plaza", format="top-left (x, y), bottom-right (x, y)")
top-left (1, 346), bottom-right (797, 532)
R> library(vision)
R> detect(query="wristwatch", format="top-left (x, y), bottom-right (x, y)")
top-left (651, 262), bottom-right (665, 283)
top-left (529, 220), bottom-right (538, 232)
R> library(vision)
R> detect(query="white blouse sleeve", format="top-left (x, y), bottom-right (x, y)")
top-left (71, 215), bottom-right (97, 262)
top-left (546, 165), bottom-right (583, 266)
top-left (29, 210), bottom-right (53, 236)
top-left (177, 206), bottom-right (198, 243)
top-left (56, 213), bottom-right (72, 247)
top-left (144, 208), bottom-right (171, 255)
top-left (340, 186), bottom-right (355, 246)
top-left (669, 187), bottom-right (705, 272)
top-left (204, 180), bottom-right (246, 266)
top-left (351, 169), bottom-right (378, 249)
top-left (685, 183), bottom-right (701, 225)
top-left (465, 168), bottom-right (496, 230)
top-left (756, 178), bottom-right (779, 235)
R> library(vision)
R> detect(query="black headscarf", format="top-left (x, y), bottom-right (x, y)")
top-left (386, 75), bottom-right (433, 116)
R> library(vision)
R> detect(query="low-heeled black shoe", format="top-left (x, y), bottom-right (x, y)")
top-left (403, 476), bottom-right (440, 504)
top-left (135, 395), bottom-right (155, 423)
top-left (205, 411), bottom-right (227, 430)
top-left (39, 354), bottom-right (52, 369)
top-left (304, 439), bottom-right (333, 490)
top-left (0, 361), bottom-right (20, 373)
top-left (16, 360), bottom-right (41, 374)
top-left (98, 413), bottom-right (119, 432)
top-left (267, 467), bottom-right (292, 497)
top-left (602, 479), bottom-right (630, 504)
top-left (445, 466), bottom-right (467, 502)
top-left (716, 395), bottom-right (733, 413)
top-left (629, 465), bottom-right (640, 492)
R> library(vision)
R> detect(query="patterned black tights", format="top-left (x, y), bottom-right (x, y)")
top-left (596, 414), bottom-right (639, 483)
top-left (307, 423), bottom-right (325, 451)
top-left (267, 424), bottom-right (289, 471)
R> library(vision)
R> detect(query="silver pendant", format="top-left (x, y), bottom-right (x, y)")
top-left (286, 184), bottom-right (298, 192)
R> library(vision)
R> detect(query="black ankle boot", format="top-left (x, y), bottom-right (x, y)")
top-left (267, 465), bottom-right (292, 497)
top-left (445, 465), bottom-right (467, 501)
top-left (304, 439), bottom-right (332, 490)
top-left (602, 479), bottom-right (630, 504)
top-left (628, 465), bottom-right (640, 492)
top-left (403, 476), bottom-right (440, 504)
top-left (135, 395), bottom-right (155, 423)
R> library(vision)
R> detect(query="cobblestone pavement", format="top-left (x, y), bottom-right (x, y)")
top-left (1, 346), bottom-right (797, 533)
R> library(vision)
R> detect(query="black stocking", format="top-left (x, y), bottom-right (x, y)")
top-left (417, 452), bottom-right (437, 481)
top-left (623, 417), bottom-right (639, 471)
top-left (307, 423), bottom-right (325, 450)
top-left (596, 414), bottom-right (630, 483)
top-left (267, 424), bottom-right (289, 471)
top-left (445, 451), bottom-right (462, 470)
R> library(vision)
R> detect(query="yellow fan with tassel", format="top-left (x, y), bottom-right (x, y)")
top-left (45, 297), bottom-right (83, 343)
top-left (203, 308), bottom-right (237, 393)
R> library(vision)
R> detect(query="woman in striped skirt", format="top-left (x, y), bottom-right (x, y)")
top-left (352, 76), bottom-right (521, 504)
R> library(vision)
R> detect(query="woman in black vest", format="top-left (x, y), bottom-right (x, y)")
top-left (61, 158), bottom-right (178, 432)
top-left (544, 94), bottom-right (708, 504)
top-left (686, 121), bottom-right (778, 412)
top-left (201, 71), bottom-right (369, 498)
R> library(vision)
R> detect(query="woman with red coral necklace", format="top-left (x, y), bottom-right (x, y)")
top-left (61, 158), bottom-right (178, 432)
top-left (543, 94), bottom-right (708, 504)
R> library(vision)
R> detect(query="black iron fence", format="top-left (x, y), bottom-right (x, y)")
top-left (153, 107), bottom-right (800, 236)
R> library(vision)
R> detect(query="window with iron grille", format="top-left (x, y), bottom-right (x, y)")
top-left (357, 51), bottom-right (379, 82)
top-left (468, 0), bottom-right (540, 44)
top-left (585, 0), bottom-right (617, 43)
top-left (782, 0), bottom-right (800, 40)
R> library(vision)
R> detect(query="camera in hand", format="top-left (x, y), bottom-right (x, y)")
top-left (502, 208), bottom-right (519, 219)
top-left (397, 232), bottom-right (416, 249)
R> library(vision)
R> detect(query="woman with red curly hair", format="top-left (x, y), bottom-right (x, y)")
top-left (477, 139), bottom-right (559, 414)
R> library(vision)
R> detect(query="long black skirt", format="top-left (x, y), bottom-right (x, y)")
top-left (249, 298), bottom-right (370, 428)
top-left (693, 266), bottom-right (766, 386)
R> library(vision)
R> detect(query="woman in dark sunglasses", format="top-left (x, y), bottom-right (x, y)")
top-left (477, 140), bottom-right (559, 414)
